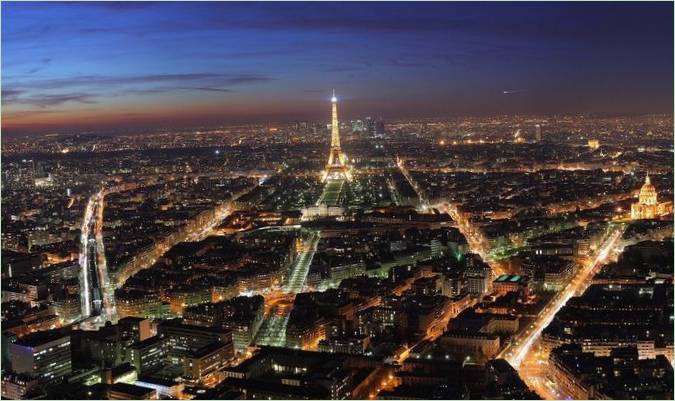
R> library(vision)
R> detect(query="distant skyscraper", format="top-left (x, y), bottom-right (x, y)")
top-left (364, 117), bottom-right (375, 135)
top-left (375, 120), bottom-right (385, 136)
top-left (293, 121), bottom-right (309, 132)
top-left (535, 124), bottom-right (542, 142)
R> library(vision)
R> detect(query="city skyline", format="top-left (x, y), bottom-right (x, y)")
top-left (2, 1), bottom-right (674, 135)
top-left (1, 2), bottom-right (673, 400)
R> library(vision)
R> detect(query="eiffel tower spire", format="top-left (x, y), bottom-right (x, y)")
top-left (331, 89), bottom-right (340, 148)
top-left (323, 90), bottom-right (350, 181)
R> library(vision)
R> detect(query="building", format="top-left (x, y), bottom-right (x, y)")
top-left (1, 251), bottom-right (42, 278)
top-left (411, 275), bottom-right (443, 296)
top-left (520, 255), bottom-right (574, 292)
top-left (631, 175), bottom-right (673, 220)
top-left (9, 330), bottom-right (72, 383)
top-left (529, 242), bottom-right (574, 257)
top-left (182, 296), bottom-right (264, 351)
top-left (541, 283), bottom-right (673, 359)
top-left (439, 331), bottom-right (500, 359)
top-left (119, 316), bottom-right (154, 345)
top-left (285, 317), bottom-right (326, 350)
top-left (116, 290), bottom-right (163, 319)
top-left (480, 316), bottom-right (519, 335)
top-left (375, 120), bottom-right (385, 136)
top-left (485, 359), bottom-right (539, 399)
top-left (492, 274), bottom-right (529, 297)
top-left (548, 344), bottom-right (673, 400)
top-left (2, 279), bottom-right (48, 305)
top-left (183, 341), bottom-right (232, 382)
top-left (430, 239), bottom-right (442, 259)
top-left (1, 373), bottom-right (41, 399)
top-left (301, 204), bottom-right (345, 220)
top-left (318, 335), bottom-right (371, 355)
top-left (158, 319), bottom-right (234, 365)
top-left (107, 382), bottom-right (158, 400)
top-left (463, 265), bottom-right (491, 296)
top-left (223, 347), bottom-right (388, 400)
top-left (135, 376), bottom-right (184, 399)
top-left (441, 271), bottom-right (464, 297)
top-left (535, 124), bottom-right (542, 141)
top-left (75, 325), bottom-right (125, 368)
top-left (53, 294), bottom-right (82, 324)
top-left (102, 363), bottom-right (137, 385)
top-left (129, 335), bottom-right (167, 374)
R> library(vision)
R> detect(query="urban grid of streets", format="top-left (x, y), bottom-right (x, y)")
top-left (77, 182), bottom-right (258, 326)
top-left (2, 3), bottom-right (672, 399)
top-left (394, 156), bottom-right (634, 398)
top-left (15, 124), bottom-right (670, 400)
top-left (59, 96), bottom-right (669, 399)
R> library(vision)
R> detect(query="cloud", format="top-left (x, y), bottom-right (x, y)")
top-left (187, 87), bottom-right (234, 93)
top-left (2, 89), bottom-right (25, 102)
top-left (9, 73), bottom-right (273, 91)
top-left (78, 27), bottom-right (121, 34)
top-left (23, 58), bottom-right (52, 74)
top-left (388, 59), bottom-right (435, 68)
top-left (80, 2), bottom-right (161, 11)
top-left (119, 86), bottom-right (234, 96)
top-left (4, 92), bottom-right (97, 107)
top-left (3, 109), bottom-right (64, 118)
top-left (3, 72), bottom-right (262, 111)
top-left (322, 65), bottom-right (365, 73)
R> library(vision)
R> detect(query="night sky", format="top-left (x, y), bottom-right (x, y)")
top-left (2, 2), bottom-right (673, 135)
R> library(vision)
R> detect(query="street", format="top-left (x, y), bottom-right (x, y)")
top-left (499, 224), bottom-right (626, 398)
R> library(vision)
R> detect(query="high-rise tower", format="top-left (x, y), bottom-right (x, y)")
top-left (323, 90), bottom-right (351, 181)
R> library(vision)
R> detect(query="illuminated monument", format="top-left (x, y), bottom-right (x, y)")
top-left (304, 92), bottom-right (351, 218)
top-left (631, 174), bottom-right (673, 220)
top-left (322, 90), bottom-right (351, 182)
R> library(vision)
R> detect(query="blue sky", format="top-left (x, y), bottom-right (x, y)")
top-left (2, 2), bottom-right (673, 134)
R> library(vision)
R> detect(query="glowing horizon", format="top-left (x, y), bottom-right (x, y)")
top-left (2, 2), bottom-right (673, 135)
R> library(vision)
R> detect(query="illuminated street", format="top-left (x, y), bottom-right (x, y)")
top-left (283, 230), bottom-right (320, 294)
top-left (255, 230), bottom-right (320, 347)
top-left (78, 190), bottom-right (116, 327)
top-left (499, 224), bottom-right (627, 398)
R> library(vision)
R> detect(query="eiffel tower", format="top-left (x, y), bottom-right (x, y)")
top-left (323, 90), bottom-right (351, 181)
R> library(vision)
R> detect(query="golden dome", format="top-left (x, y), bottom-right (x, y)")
top-left (638, 174), bottom-right (658, 205)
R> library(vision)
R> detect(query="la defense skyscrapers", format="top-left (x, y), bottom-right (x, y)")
top-left (322, 90), bottom-right (351, 182)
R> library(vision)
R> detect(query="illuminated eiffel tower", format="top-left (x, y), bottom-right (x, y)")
top-left (322, 90), bottom-right (351, 181)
